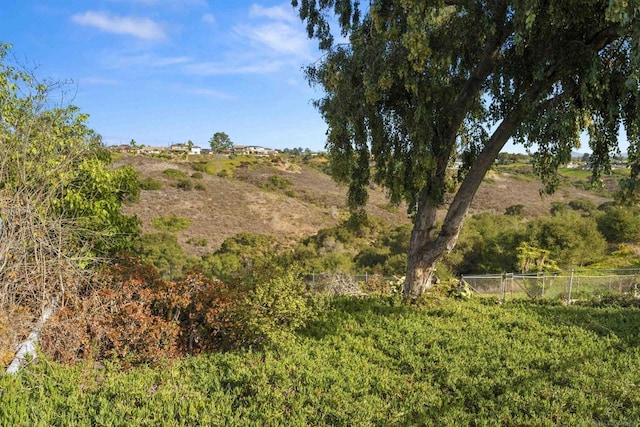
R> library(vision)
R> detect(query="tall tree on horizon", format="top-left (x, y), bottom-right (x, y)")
top-left (291, 0), bottom-right (640, 300)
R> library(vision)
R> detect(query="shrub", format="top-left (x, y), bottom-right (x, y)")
top-left (175, 178), bottom-right (193, 190)
top-left (162, 168), bottom-right (188, 179)
top-left (505, 204), bottom-right (525, 216)
top-left (187, 237), bottom-right (208, 247)
top-left (191, 172), bottom-right (203, 179)
top-left (527, 211), bottom-right (606, 267)
top-left (192, 163), bottom-right (208, 173)
top-left (194, 183), bottom-right (206, 191)
top-left (238, 269), bottom-right (316, 345)
top-left (41, 259), bottom-right (180, 365)
top-left (568, 198), bottom-right (596, 215)
top-left (139, 177), bottom-right (163, 190)
top-left (596, 205), bottom-right (640, 243)
top-left (151, 215), bottom-right (191, 232)
top-left (134, 232), bottom-right (200, 280)
top-left (550, 201), bottom-right (569, 216)
top-left (268, 174), bottom-right (293, 189)
top-left (311, 272), bottom-right (363, 296)
top-left (41, 259), bottom-right (242, 364)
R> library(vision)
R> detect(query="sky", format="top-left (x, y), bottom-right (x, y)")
top-left (1, 1), bottom-right (627, 156)
top-left (0, 1), bottom-right (330, 151)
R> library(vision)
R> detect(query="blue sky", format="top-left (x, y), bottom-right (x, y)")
top-left (1, 1), bottom-right (329, 151)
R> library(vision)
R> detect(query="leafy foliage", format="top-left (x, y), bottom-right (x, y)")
top-left (292, 0), bottom-right (640, 297)
top-left (133, 232), bottom-right (200, 280)
top-left (0, 43), bottom-right (139, 319)
top-left (596, 204), bottom-right (640, 243)
top-left (138, 176), bottom-right (162, 190)
top-left (238, 268), bottom-right (317, 346)
top-left (527, 211), bottom-right (607, 267)
top-left (202, 233), bottom-right (281, 282)
top-left (209, 131), bottom-right (233, 153)
top-left (9, 298), bottom-right (640, 424)
top-left (162, 168), bottom-right (188, 180)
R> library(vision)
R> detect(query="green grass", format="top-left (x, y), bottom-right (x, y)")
top-left (2, 297), bottom-right (640, 425)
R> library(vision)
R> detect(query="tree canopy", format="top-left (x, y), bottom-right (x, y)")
top-left (209, 132), bottom-right (233, 153)
top-left (292, 0), bottom-right (640, 299)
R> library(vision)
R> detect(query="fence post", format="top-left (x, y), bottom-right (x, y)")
top-left (501, 273), bottom-right (506, 302)
top-left (567, 269), bottom-right (574, 304)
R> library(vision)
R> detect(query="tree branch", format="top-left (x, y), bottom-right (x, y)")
top-left (446, 1), bottom-right (510, 141)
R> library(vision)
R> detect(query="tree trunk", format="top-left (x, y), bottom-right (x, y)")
top-left (403, 114), bottom-right (523, 301)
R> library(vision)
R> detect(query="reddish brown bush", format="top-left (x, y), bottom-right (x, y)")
top-left (41, 257), bottom-right (241, 366)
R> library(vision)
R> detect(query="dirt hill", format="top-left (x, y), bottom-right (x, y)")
top-left (117, 155), bottom-right (612, 256)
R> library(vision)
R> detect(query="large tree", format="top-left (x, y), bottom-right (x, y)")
top-left (209, 131), bottom-right (233, 153)
top-left (291, 0), bottom-right (640, 300)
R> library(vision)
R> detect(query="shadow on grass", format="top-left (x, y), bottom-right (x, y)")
top-left (524, 300), bottom-right (640, 347)
top-left (300, 295), bottom-right (412, 340)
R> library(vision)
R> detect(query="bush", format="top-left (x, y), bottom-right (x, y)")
top-left (40, 259), bottom-right (242, 364)
top-left (187, 237), bottom-right (208, 247)
top-left (41, 259), bottom-right (180, 365)
top-left (139, 177), bottom-right (163, 190)
top-left (596, 205), bottom-right (640, 243)
top-left (192, 163), bottom-right (208, 172)
top-left (134, 232), bottom-right (200, 279)
top-left (194, 183), bottom-right (206, 191)
top-left (238, 269), bottom-right (316, 345)
top-left (568, 198), bottom-right (596, 215)
top-left (191, 172), bottom-right (203, 179)
top-left (505, 204), bottom-right (525, 216)
top-left (268, 174), bottom-right (293, 189)
top-left (162, 168), bottom-right (188, 179)
top-left (175, 178), bottom-right (193, 190)
top-left (151, 215), bottom-right (191, 232)
top-left (527, 211), bottom-right (606, 267)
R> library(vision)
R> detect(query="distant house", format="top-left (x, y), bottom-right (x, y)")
top-left (170, 143), bottom-right (189, 153)
top-left (189, 146), bottom-right (202, 155)
top-left (232, 145), bottom-right (274, 156)
top-left (140, 146), bottom-right (162, 155)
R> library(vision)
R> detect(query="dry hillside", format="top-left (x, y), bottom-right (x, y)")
top-left (117, 155), bottom-right (612, 256)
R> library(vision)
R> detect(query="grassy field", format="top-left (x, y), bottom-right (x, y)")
top-left (2, 296), bottom-right (640, 426)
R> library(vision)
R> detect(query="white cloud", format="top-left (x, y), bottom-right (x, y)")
top-left (184, 60), bottom-right (284, 76)
top-left (71, 11), bottom-right (166, 41)
top-left (241, 21), bottom-right (311, 59)
top-left (81, 77), bottom-right (122, 85)
top-left (202, 13), bottom-right (216, 26)
top-left (105, 52), bottom-right (190, 68)
top-left (249, 4), bottom-right (297, 23)
top-left (186, 87), bottom-right (235, 100)
top-left (108, 0), bottom-right (207, 6)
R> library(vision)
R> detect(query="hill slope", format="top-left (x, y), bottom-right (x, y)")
top-left (117, 155), bottom-right (612, 256)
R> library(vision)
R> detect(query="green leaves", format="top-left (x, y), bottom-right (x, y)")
top-left (5, 298), bottom-right (640, 424)
top-left (0, 43), bottom-right (140, 317)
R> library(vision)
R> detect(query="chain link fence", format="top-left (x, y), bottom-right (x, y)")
top-left (461, 269), bottom-right (640, 303)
